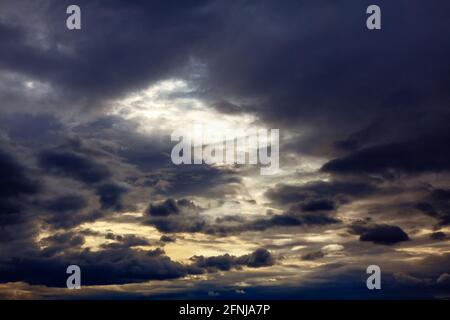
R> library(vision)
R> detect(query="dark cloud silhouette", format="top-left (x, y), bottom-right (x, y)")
top-left (0, 113), bottom-right (63, 144)
top-left (0, 0), bottom-right (218, 110)
top-left (38, 150), bottom-right (111, 184)
top-left (144, 198), bottom-right (207, 233)
top-left (0, 246), bottom-right (274, 287)
top-left (0, 248), bottom-right (198, 287)
top-left (265, 181), bottom-right (376, 207)
top-left (300, 199), bottom-right (336, 212)
top-left (42, 195), bottom-right (87, 213)
top-left (191, 248), bottom-right (275, 271)
top-left (147, 199), bottom-right (181, 217)
top-left (40, 194), bottom-right (103, 230)
top-left (42, 208), bottom-right (104, 230)
top-left (0, 149), bottom-right (39, 237)
top-left (322, 131), bottom-right (450, 177)
top-left (149, 165), bottom-right (242, 198)
top-left (248, 212), bottom-right (340, 232)
top-left (39, 232), bottom-right (85, 257)
top-left (350, 223), bottom-right (410, 245)
top-left (300, 213), bottom-right (340, 226)
top-left (415, 188), bottom-right (450, 227)
top-left (160, 235), bottom-right (176, 243)
top-left (0, 149), bottom-right (39, 198)
top-left (144, 196), bottom-right (340, 235)
top-left (96, 183), bottom-right (128, 210)
top-left (242, 248), bottom-right (276, 268)
top-left (101, 234), bottom-right (150, 250)
top-left (301, 251), bottom-right (325, 261)
top-left (147, 247), bottom-right (166, 257)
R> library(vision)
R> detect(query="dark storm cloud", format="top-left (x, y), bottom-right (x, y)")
top-left (0, 246), bottom-right (274, 287)
top-left (144, 198), bottom-right (205, 232)
top-left (38, 150), bottom-right (111, 184)
top-left (300, 213), bottom-right (341, 226)
top-left (147, 247), bottom-right (166, 257)
top-left (149, 217), bottom-right (206, 234)
top-left (147, 198), bottom-right (200, 217)
top-left (190, 248), bottom-right (275, 271)
top-left (0, 0), bottom-right (219, 110)
top-left (148, 165), bottom-right (242, 198)
top-left (0, 248), bottom-right (198, 287)
top-left (350, 222), bottom-right (410, 245)
top-left (263, 180), bottom-right (374, 225)
top-left (42, 232), bottom-right (85, 248)
top-left (92, 120), bottom-right (174, 172)
top-left (143, 196), bottom-right (340, 235)
top-left (265, 180), bottom-right (376, 207)
top-left (192, 1), bottom-right (450, 160)
top-left (0, 149), bottom-right (39, 198)
top-left (1, 0), bottom-right (450, 299)
top-left (0, 113), bottom-right (63, 144)
top-left (246, 211), bottom-right (340, 233)
top-left (415, 188), bottom-right (450, 227)
top-left (251, 214), bottom-right (303, 229)
top-left (39, 232), bottom-right (85, 257)
top-left (147, 199), bottom-right (181, 217)
top-left (300, 199), bottom-right (336, 212)
top-left (322, 130), bottom-right (450, 177)
top-left (101, 234), bottom-right (151, 250)
top-left (42, 209), bottom-right (104, 230)
top-left (1, 0), bottom-right (450, 155)
top-left (0, 148), bottom-right (39, 239)
top-left (42, 195), bottom-right (88, 213)
top-left (96, 183), bottom-right (128, 210)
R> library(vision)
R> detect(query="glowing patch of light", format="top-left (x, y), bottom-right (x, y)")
top-left (109, 79), bottom-right (261, 138)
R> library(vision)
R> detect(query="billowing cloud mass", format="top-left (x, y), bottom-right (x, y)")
top-left (1, 0), bottom-right (450, 299)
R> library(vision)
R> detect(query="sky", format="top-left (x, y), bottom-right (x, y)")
top-left (0, 0), bottom-right (450, 299)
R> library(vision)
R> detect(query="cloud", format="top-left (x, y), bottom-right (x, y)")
top-left (160, 235), bottom-right (176, 243)
top-left (265, 180), bottom-right (376, 207)
top-left (144, 198), bottom-right (207, 233)
top-left (415, 188), bottom-right (450, 227)
top-left (1, 0), bottom-right (450, 299)
top-left (437, 273), bottom-right (450, 286)
top-left (0, 113), bottom-right (63, 144)
top-left (301, 251), bottom-right (325, 261)
top-left (0, 148), bottom-right (40, 244)
top-left (39, 231), bottom-right (85, 257)
top-left (430, 232), bottom-right (447, 241)
top-left (42, 195), bottom-right (87, 213)
top-left (101, 234), bottom-right (151, 250)
top-left (300, 199), bottom-right (336, 212)
top-left (321, 244), bottom-right (344, 253)
top-left (38, 150), bottom-right (111, 184)
top-left (0, 149), bottom-right (39, 198)
top-left (147, 199), bottom-right (182, 217)
top-left (322, 131), bottom-right (450, 177)
top-left (191, 248), bottom-right (275, 271)
top-left (0, 245), bottom-right (274, 287)
top-left (350, 223), bottom-right (410, 245)
top-left (144, 195), bottom-right (342, 236)
top-left (96, 183), bottom-right (128, 211)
